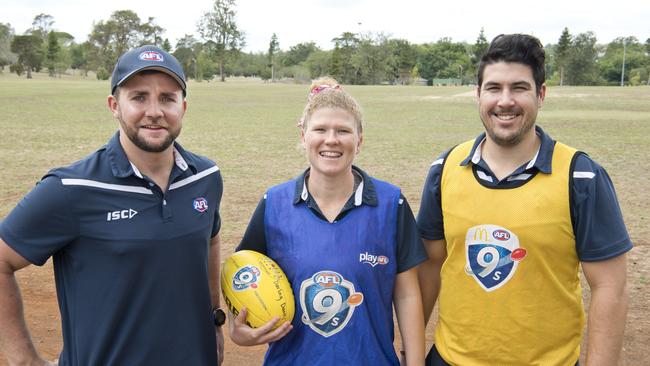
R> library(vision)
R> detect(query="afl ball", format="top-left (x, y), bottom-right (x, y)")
top-left (221, 250), bottom-right (295, 328)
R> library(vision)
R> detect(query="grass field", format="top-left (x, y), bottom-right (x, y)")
top-left (0, 72), bottom-right (649, 365)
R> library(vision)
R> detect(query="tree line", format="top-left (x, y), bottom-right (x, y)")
top-left (1, 1), bottom-right (649, 86)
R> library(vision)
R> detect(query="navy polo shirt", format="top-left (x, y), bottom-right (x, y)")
top-left (238, 166), bottom-right (427, 273)
top-left (417, 126), bottom-right (632, 261)
top-left (0, 132), bottom-right (222, 365)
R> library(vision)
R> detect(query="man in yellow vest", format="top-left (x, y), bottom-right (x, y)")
top-left (417, 34), bottom-right (632, 366)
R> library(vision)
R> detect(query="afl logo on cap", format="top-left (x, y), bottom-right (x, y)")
top-left (139, 51), bottom-right (164, 62)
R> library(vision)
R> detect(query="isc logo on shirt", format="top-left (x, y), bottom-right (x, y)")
top-left (106, 209), bottom-right (138, 221)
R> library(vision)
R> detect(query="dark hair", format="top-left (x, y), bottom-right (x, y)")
top-left (477, 34), bottom-right (546, 95)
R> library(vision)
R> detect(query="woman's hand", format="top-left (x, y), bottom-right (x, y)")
top-left (228, 307), bottom-right (293, 346)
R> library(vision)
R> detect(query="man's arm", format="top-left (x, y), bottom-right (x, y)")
top-left (417, 239), bottom-right (446, 325)
top-left (0, 238), bottom-right (53, 366)
top-left (582, 253), bottom-right (628, 366)
top-left (209, 234), bottom-right (224, 366)
top-left (209, 234), bottom-right (221, 310)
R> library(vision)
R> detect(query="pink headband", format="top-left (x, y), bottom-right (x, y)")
top-left (308, 84), bottom-right (341, 100)
top-left (298, 83), bottom-right (342, 128)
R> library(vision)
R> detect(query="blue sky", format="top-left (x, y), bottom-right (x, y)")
top-left (2, 0), bottom-right (648, 52)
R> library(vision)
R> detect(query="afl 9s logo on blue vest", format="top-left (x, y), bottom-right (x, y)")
top-left (300, 271), bottom-right (364, 337)
top-left (465, 225), bottom-right (527, 292)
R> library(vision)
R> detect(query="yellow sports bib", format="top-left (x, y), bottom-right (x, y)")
top-left (436, 140), bottom-right (582, 366)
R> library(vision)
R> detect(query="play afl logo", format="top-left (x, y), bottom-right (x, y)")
top-left (139, 51), bottom-right (163, 62)
top-left (359, 252), bottom-right (389, 267)
top-left (193, 197), bottom-right (208, 212)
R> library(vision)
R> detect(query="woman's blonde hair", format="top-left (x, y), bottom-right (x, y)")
top-left (299, 77), bottom-right (363, 134)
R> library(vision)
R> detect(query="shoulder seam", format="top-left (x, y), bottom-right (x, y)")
top-left (61, 178), bottom-right (154, 194)
top-left (169, 165), bottom-right (220, 191)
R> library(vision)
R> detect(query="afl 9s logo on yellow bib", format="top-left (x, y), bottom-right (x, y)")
top-left (465, 225), bottom-right (527, 292)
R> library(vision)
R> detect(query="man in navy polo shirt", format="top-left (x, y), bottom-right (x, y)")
top-left (0, 45), bottom-right (225, 365)
top-left (417, 34), bottom-right (632, 365)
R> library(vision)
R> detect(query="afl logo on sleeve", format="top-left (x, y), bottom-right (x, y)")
top-left (300, 271), bottom-right (364, 337)
top-left (465, 225), bottom-right (527, 292)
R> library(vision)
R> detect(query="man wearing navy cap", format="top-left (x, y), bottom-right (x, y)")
top-left (0, 45), bottom-right (225, 365)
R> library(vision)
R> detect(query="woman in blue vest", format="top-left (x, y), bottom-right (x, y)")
top-left (231, 77), bottom-right (428, 365)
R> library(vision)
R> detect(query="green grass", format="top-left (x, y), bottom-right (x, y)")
top-left (1, 73), bottom-right (649, 248)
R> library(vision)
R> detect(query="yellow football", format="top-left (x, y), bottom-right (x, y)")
top-left (221, 250), bottom-right (295, 329)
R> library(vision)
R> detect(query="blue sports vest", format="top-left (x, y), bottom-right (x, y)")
top-left (263, 177), bottom-right (401, 365)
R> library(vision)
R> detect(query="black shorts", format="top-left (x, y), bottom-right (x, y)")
top-left (426, 344), bottom-right (580, 366)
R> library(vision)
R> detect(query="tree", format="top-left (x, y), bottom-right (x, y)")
top-left (140, 17), bottom-right (164, 46)
top-left (470, 28), bottom-right (489, 80)
top-left (555, 27), bottom-right (571, 86)
top-left (88, 10), bottom-right (165, 79)
top-left (109, 10), bottom-right (142, 56)
top-left (387, 39), bottom-right (417, 84)
top-left (417, 38), bottom-right (470, 84)
top-left (173, 35), bottom-right (201, 79)
top-left (47, 32), bottom-right (73, 77)
top-left (29, 13), bottom-right (54, 42)
top-left (193, 41), bottom-right (218, 81)
top-left (227, 50), bottom-right (269, 78)
top-left (646, 38), bottom-right (650, 85)
top-left (305, 49), bottom-right (331, 79)
top-left (565, 32), bottom-right (600, 85)
top-left (268, 33), bottom-right (279, 82)
top-left (10, 35), bottom-right (44, 78)
top-left (284, 42), bottom-right (318, 66)
top-left (0, 23), bottom-right (16, 70)
top-left (599, 37), bottom-right (646, 85)
top-left (80, 40), bottom-right (101, 76)
top-left (70, 42), bottom-right (87, 76)
top-left (197, 0), bottom-right (245, 82)
top-left (331, 32), bottom-right (360, 84)
top-left (162, 38), bottom-right (172, 52)
top-left (329, 44), bottom-right (342, 80)
top-left (46, 30), bottom-right (61, 76)
top-left (349, 33), bottom-right (394, 85)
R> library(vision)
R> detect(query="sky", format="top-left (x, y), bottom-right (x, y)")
top-left (2, 0), bottom-right (649, 52)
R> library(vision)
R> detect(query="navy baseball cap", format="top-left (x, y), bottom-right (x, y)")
top-left (111, 45), bottom-right (187, 96)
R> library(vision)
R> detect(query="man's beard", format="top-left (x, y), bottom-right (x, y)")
top-left (119, 115), bottom-right (178, 153)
